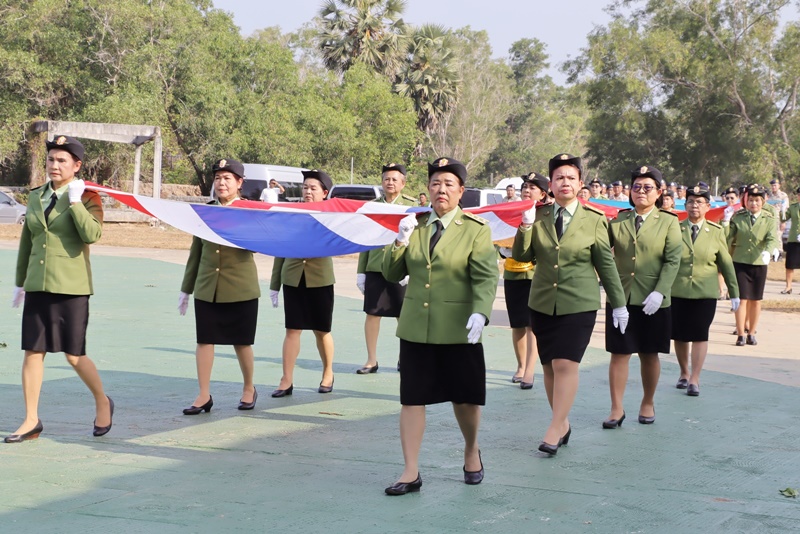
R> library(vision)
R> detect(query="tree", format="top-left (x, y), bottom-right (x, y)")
top-left (317, 0), bottom-right (408, 78)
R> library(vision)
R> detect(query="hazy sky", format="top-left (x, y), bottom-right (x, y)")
top-left (212, 0), bottom-right (615, 84)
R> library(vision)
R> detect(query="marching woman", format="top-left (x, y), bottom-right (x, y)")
top-left (513, 154), bottom-right (628, 455)
top-left (382, 158), bottom-right (498, 494)
top-left (270, 170), bottom-right (336, 396)
top-left (179, 158), bottom-right (260, 415)
top-left (605, 166), bottom-right (681, 428)
top-left (498, 172), bottom-right (549, 389)
top-left (8, 136), bottom-right (113, 442)
top-left (671, 183), bottom-right (739, 396)
top-left (781, 186), bottom-right (800, 294)
top-left (727, 184), bottom-right (780, 346)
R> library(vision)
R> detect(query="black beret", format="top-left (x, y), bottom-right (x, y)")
top-left (662, 190), bottom-right (675, 198)
top-left (212, 158), bottom-right (244, 179)
top-left (723, 186), bottom-right (739, 196)
top-left (522, 172), bottom-right (549, 193)
top-left (770, 178), bottom-right (781, 185)
top-left (746, 183), bottom-right (766, 197)
top-left (302, 169), bottom-right (333, 191)
top-left (612, 180), bottom-right (623, 187)
top-left (382, 163), bottom-right (407, 176)
top-left (670, 182), bottom-right (678, 187)
top-left (686, 182), bottom-right (711, 201)
top-left (46, 135), bottom-right (84, 162)
top-left (428, 157), bottom-right (467, 184)
top-left (588, 178), bottom-right (603, 186)
top-left (631, 165), bottom-right (662, 184)
top-left (548, 153), bottom-right (582, 178)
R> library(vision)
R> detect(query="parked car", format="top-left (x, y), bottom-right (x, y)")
top-left (211, 164), bottom-right (307, 202)
top-left (460, 188), bottom-right (505, 208)
top-left (0, 190), bottom-right (26, 224)
top-left (328, 184), bottom-right (382, 201)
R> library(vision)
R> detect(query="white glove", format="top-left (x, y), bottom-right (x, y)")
top-left (641, 291), bottom-right (664, 315)
top-left (612, 306), bottom-right (629, 334)
top-left (730, 297), bottom-right (740, 312)
top-left (270, 290), bottom-right (279, 308)
top-left (11, 286), bottom-right (25, 308)
top-left (773, 248), bottom-right (781, 262)
top-left (396, 214), bottom-right (418, 246)
top-left (498, 247), bottom-right (513, 258)
top-left (178, 291), bottom-right (189, 315)
top-left (796, 234), bottom-right (800, 243)
top-left (761, 251), bottom-right (770, 265)
top-left (466, 313), bottom-right (486, 344)
top-left (723, 205), bottom-right (735, 222)
top-left (68, 179), bottom-right (85, 203)
top-left (521, 205), bottom-right (536, 225)
top-left (356, 273), bottom-right (366, 294)
top-left (399, 275), bottom-right (409, 287)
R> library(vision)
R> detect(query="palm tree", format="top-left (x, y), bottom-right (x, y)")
top-left (317, 0), bottom-right (408, 78)
top-left (394, 24), bottom-right (460, 139)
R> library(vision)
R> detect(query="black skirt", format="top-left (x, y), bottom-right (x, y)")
top-left (363, 272), bottom-right (405, 317)
top-left (504, 279), bottom-right (532, 329)
top-left (195, 298), bottom-right (258, 345)
top-left (734, 262), bottom-right (767, 300)
top-left (785, 242), bottom-right (800, 270)
top-left (605, 303), bottom-right (671, 355)
top-left (671, 297), bottom-right (716, 342)
top-left (283, 274), bottom-right (334, 332)
top-left (399, 340), bottom-right (486, 406)
top-left (529, 309), bottom-right (597, 364)
top-left (22, 292), bottom-right (89, 355)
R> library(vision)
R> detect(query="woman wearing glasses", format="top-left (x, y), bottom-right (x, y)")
top-left (604, 166), bottom-right (682, 428)
top-left (671, 184), bottom-right (739, 396)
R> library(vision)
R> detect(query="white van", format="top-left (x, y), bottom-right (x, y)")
top-left (240, 164), bottom-right (307, 202)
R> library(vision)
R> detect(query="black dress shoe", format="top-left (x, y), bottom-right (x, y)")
top-left (638, 413), bottom-right (655, 424)
top-left (318, 378), bottom-right (334, 394)
top-left (687, 384), bottom-right (700, 396)
top-left (270, 385), bottom-right (293, 398)
top-left (676, 378), bottom-right (689, 389)
top-left (356, 363), bottom-right (379, 374)
top-left (183, 396), bottom-right (213, 415)
top-left (538, 440), bottom-right (559, 455)
top-left (602, 412), bottom-right (625, 429)
top-left (385, 474), bottom-right (422, 495)
top-left (511, 375), bottom-right (523, 384)
top-left (93, 396), bottom-right (114, 436)
top-left (561, 425), bottom-right (571, 445)
top-left (463, 450), bottom-right (484, 485)
top-left (396, 362), bottom-right (401, 372)
top-left (520, 381), bottom-right (533, 390)
top-left (4, 419), bottom-right (43, 443)
top-left (238, 388), bottom-right (258, 410)
top-left (735, 336), bottom-right (746, 346)
top-left (746, 334), bottom-right (757, 345)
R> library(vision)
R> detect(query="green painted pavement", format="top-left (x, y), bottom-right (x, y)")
top-left (1, 250), bottom-right (800, 533)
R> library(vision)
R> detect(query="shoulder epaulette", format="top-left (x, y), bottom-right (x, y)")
top-left (581, 203), bottom-right (605, 216)
top-left (463, 211), bottom-right (487, 225)
top-left (706, 220), bottom-right (722, 229)
top-left (402, 193), bottom-right (416, 203)
top-left (206, 199), bottom-right (216, 205)
top-left (31, 184), bottom-right (45, 192)
top-left (659, 208), bottom-right (679, 217)
top-left (735, 208), bottom-right (748, 215)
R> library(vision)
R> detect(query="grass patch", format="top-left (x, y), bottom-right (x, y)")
top-left (761, 299), bottom-right (800, 312)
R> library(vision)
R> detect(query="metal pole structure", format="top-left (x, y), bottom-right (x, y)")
top-left (715, 176), bottom-right (718, 198)
top-left (350, 157), bottom-right (354, 184)
top-left (152, 130), bottom-right (163, 199)
top-left (133, 145), bottom-right (142, 195)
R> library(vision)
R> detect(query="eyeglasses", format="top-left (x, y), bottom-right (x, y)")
top-left (631, 184), bottom-right (657, 193)
top-left (685, 199), bottom-right (708, 206)
top-left (724, 196), bottom-right (737, 201)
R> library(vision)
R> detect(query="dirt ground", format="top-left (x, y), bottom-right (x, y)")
top-left (0, 223), bottom-right (193, 250)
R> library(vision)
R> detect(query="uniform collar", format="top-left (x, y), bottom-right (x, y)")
top-left (427, 207), bottom-right (459, 229)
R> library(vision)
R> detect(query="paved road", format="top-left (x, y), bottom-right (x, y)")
top-left (0, 241), bottom-right (799, 532)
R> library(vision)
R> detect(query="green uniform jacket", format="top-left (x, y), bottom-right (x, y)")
top-left (727, 208), bottom-right (780, 265)
top-left (512, 204), bottom-right (626, 315)
top-left (672, 219), bottom-right (739, 299)
top-left (783, 202), bottom-right (800, 242)
top-left (15, 185), bottom-right (103, 295)
top-left (608, 209), bottom-right (682, 307)
top-left (270, 257), bottom-right (335, 290)
top-left (382, 208), bottom-right (498, 344)
top-left (180, 237), bottom-right (261, 303)
top-left (357, 194), bottom-right (417, 274)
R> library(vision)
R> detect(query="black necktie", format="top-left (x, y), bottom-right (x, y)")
top-left (44, 193), bottom-right (58, 221)
top-left (750, 214), bottom-right (756, 226)
top-left (555, 207), bottom-right (564, 241)
top-left (635, 215), bottom-right (643, 234)
top-left (429, 220), bottom-right (443, 256)
top-left (691, 224), bottom-right (699, 243)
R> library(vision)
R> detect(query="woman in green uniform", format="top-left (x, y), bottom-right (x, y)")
top-left (781, 187), bottom-right (800, 294)
top-left (513, 154), bottom-right (628, 455)
top-left (8, 136), bottom-right (113, 442)
top-left (270, 170), bottom-right (336, 396)
top-left (382, 158), bottom-right (498, 494)
top-left (179, 158), bottom-right (260, 415)
top-left (670, 183), bottom-right (739, 396)
top-left (727, 184), bottom-right (780, 346)
top-left (604, 166), bottom-right (682, 428)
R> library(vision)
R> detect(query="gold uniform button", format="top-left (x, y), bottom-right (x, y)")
top-left (426, 264), bottom-right (431, 270)
top-left (631, 256), bottom-right (636, 261)
top-left (631, 272), bottom-right (635, 277)
top-left (39, 260), bottom-right (44, 264)
top-left (423, 302), bottom-right (429, 308)
top-left (425, 283), bottom-right (430, 289)
top-left (553, 283), bottom-right (557, 287)
top-left (42, 244), bottom-right (46, 248)
top-left (555, 246), bottom-right (560, 250)
top-left (216, 249), bottom-right (220, 254)
top-left (215, 268), bottom-right (220, 272)
top-left (554, 265), bottom-right (558, 269)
